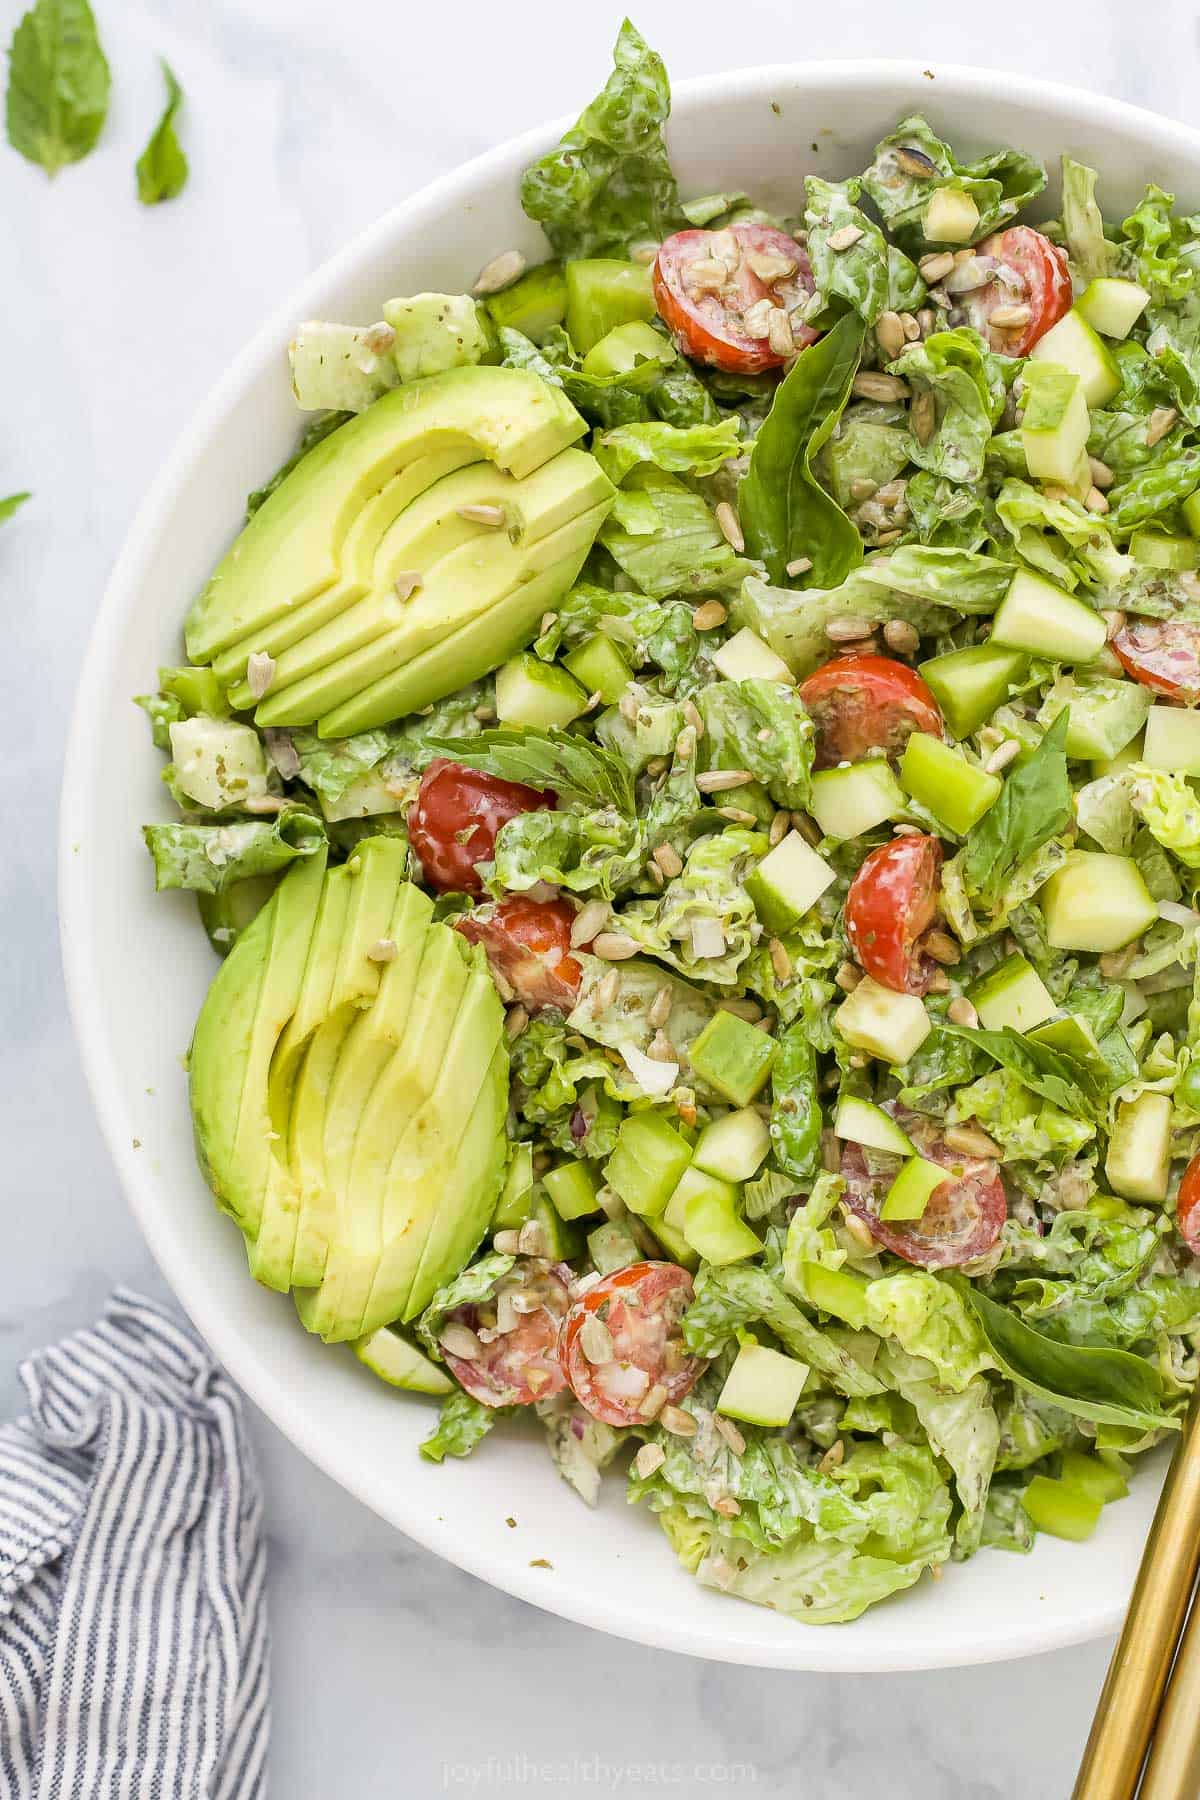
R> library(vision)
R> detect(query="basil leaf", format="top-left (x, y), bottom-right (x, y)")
top-left (519, 20), bottom-right (684, 259)
top-left (962, 711), bottom-right (1072, 910)
top-left (424, 728), bottom-right (635, 816)
top-left (740, 313), bottom-right (866, 587)
top-left (938, 1021), bottom-right (1102, 1120)
top-left (0, 492), bottom-right (31, 524)
top-left (5, 0), bottom-right (110, 176)
top-left (956, 1282), bottom-right (1179, 1435)
top-left (135, 58), bottom-right (187, 205)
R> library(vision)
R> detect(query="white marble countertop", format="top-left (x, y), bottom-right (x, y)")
top-left (7, 0), bottom-right (1195, 1789)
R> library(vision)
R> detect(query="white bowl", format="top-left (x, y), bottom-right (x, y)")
top-left (61, 60), bottom-right (1191, 1671)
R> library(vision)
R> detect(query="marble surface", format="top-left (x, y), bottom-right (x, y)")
top-left (7, 0), bottom-right (1197, 1789)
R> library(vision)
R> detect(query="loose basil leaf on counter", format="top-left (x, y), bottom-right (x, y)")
top-left (740, 312), bottom-right (866, 588)
top-left (5, 0), bottom-right (110, 176)
top-left (955, 1282), bottom-right (1180, 1435)
top-left (136, 58), bottom-right (188, 205)
top-left (0, 492), bottom-right (31, 524)
top-left (961, 711), bottom-right (1072, 910)
top-left (424, 729), bottom-right (635, 816)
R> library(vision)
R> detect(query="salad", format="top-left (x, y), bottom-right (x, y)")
top-left (137, 22), bottom-right (1200, 1627)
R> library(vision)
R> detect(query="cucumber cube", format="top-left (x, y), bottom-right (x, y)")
top-left (492, 1143), bottom-right (534, 1231)
top-left (809, 760), bottom-right (907, 840)
top-left (835, 976), bottom-right (931, 1065)
top-left (1020, 361), bottom-right (1091, 484)
top-left (1130, 529), bottom-right (1199, 572)
top-left (587, 1219), bottom-right (643, 1275)
top-left (680, 1187), bottom-right (762, 1266)
top-left (1092, 733), bottom-right (1144, 781)
top-left (529, 1193), bottom-right (584, 1261)
top-left (563, 633), bottom-right (632, 705)
top-left (353, 1327), bottom-right (454, 1395)
top-left (495, 653), bottom-right (588, 729)
top-left (1030, 311), bottom-right (1121, 407)
top-left (899, 734), bottom-right (1001, 834)
top-left (1041, 851), bottom-right (1157, 952)
top-left (1058, 1449), bottom-right (1128, 1505)
top-left (1039, 673), bottom-right (1151, 761)
top-left (484, 262), bottom-right (568, 345)
top-left (645, 1211), bottom-right (699, 1271)
top-left (969, 953), bottom-right (1056, 1033)
top-left (712, 627), bottom-right (795, 686)
top-left (1143, 704), bottom-right (1200, 776)
top-left (543, 1160), bottom-right (602, 1221)
top-left (1074, 277), bottom-right (1150, 342)
top-left (796, 1262), bottom-right (870, 1330)
top-left (744, 831), bottom-right (836, 933)
top-left (717, 1341), bottom-right (808, 1427)
top-left (604, 1112), bottom-right (693, 1217)
top-left (1184, 489), bottom-right (1200, 539)
top-left (692, 1107), bottom-right (771, 1182)
top-left (664, 1164), bottom-right (740, 1233)
top-left (832, 1096), bottom-right (915, 1157)
top-left (919, 643), bottom-right (1029, 740)
top-left (924, 187), bottom-right (979, 243)
top-left (565, 260), bottom-right (656, 354)
top-left (580, 318), bottom-right (675, 379)
top-left (1022, 1474), bottom-right (1103, 1542)
top-left (1106, 1091), bottom-right (1173, 1202)
top-left (168, 716), bottom-right (270, 811)
top-left (991, 569), bottom-right (1107, 665)
top-left (880, 1154), bottom-right (947, 1221)
top-left (689, 1011), bottom-right (777, 1106)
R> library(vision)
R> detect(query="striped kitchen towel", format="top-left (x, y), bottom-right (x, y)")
top-left (0, 1288), bottom-right (268, 1797)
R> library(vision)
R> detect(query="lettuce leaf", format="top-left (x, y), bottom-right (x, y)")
top-left (1059, 156), bottom-right (1110, 283)
top-left (859, 115), bottom-right (1045, 249)
top-left (426, 727), bottom-right (634, 813)
top-left (863, 1269), bottom-right (993, 1391)
top-left (593, 418), bottom-right (742, 484)
top-left (415, 1251), bottom-right (513, 1358)
top-left (419, 1390), bottom-right (509, 1463)
top-left (875, 1344), bottom-right (999, 1552)
top-left (141, 808), bottom-right (326, 894)
top-left (614, 828), bottom-right (764, 984)
top-left (804, 177), bottom-right (924, 324)
top-left (682, 1265), bottom-right (885, 1397)
top-left (1132, 765), bottom-right (1200, 869)
top-left (696, 677), bottom-right (815, 809)
top-left (889, 328), bottom-right (1006, 485)
top-left (599, 466), bottom-right (752, 597)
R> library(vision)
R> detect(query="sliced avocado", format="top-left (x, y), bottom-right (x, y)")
top-left (186, 365), bottom-right (588, 664)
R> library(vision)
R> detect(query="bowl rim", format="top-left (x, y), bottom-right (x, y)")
top-left (59, 57), bottom-right (1200, 1672)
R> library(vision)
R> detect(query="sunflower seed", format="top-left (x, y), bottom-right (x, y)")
top-left (692, 600), bottom-right (729, 630)
top-left (394, 571), bottom-right (422, 601)
top-left (578, 1315), bottom-right (614, 1364)
top-left (989, 303), bottom-right (1033, 329)
top-left (827, 223), bottom-right (865, 252)
top-left (595, 970), bottom-right (621, 1010)
top-left (917, 307), bottom-right (936, 337)
top-left (540, 611), bottom-right (558, 635)
top-left (1085, 485), bottom-right (1110, 515)
top-left (1102, 609), bottom-right (1127, 641)
top-left (457, 503), bottom-right (506, 527)
top-left (504, 1004), bottom-right (529, 1041)
top-left (984, 738), bottom-right (1021, 775)
top-left (675, 725), bottom-right (697, 762)
top-left (944, 1123), bottom-right (1002, 1158)
top-left (571, 899), bottom-right (610, 947)
top-left (713, 1414), bottom-right (747, 1454)
top-left (592, 932), bottom-right (641, 961)
top-left (922, 928), bottom-right (962, 964)
top-left (648, 986), bottom-right (673, 1031)
top-left (717, 806), bottom-right (758, 824)
top-left (682, 698), bottom-right (705, 738)
top-left (492, 1230), bottom-right (522, 1255)
top-left (818, 1439), bottom-right (845, 1474)
top-left (696, 768), bottom-right (754, 792)
top-left (440, 1323), bottom-right (483, 1360)
top-left (1088, 455), bottom-right (1115, 490)
top-left (245, 651), bottom-right (276, 699)
top-left (367, 937), bottom-right (398, 963)
top-left (517, 1219), bottom-right (550, 1257)
top-left (946, 996), bottom-right (979, 1027)
top-left (634, 1442), bottom-right (666, 1479)
top-left (875, 310), bottom-right (906, 360)
top-left (849, 477), bottom-right (878, 502)
top-left (918, 251), bottom-right (955, 283)
top-left (769, 810), bottom-right (791, 847)
top-left (835, 960), bottom-right (862, 992)
top-left (769, 937), bottom-right (791, 982)
top-left (472, 249), bottom-right (526, 296)
top-left (660, 1405), bottom-right (698, 1437)
top-left (715, 502), bottom-right (744, 551)
top-left (1099, 943), bottom-right (1139, 977)
top-left (901, 311), bottom-right (922, 341)
top-left (786, 555), bottom-right (813, 577)
top-left (883, 618), bottom-right (920, 656)
top-left (473, 703), bottom-right (496, 723)
top-left (852, 371), bottom-right (910, 401)
top-left (652, 841), bottom-right (684, 879)
top-left (825, 615), bottom-right (874, 642)
top-left (911, 389), bottom-right (937, 446)
top-left (1146, 406), bottom-right (1179, 448)
top-left (895, 145), bottom-right (940, 178)
top-left (843, 1210), bottom-right (876, 1253)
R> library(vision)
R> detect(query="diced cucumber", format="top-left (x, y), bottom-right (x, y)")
top-left (581, 318), bottom-right (674, 379)
top-left (969, 954), bottom-right (1057, 1033)
top-left (1041, 851), bottom-right (1157, 952)
top-left (692, 1108), bottom-right (771, 1182)
top-left (1022, 1474), bottom-right (1103, 1542)
top-left (1183, 489), bottom-right (1200, 538)
top-left (924, 187), bottom-right (979, 243)
top-left (919, 643), bottom-right (1029, 740)
top-left (1030, 311), bottom-right (1121, 407)
top-left (1130, 529), bottom-right (1199, 572)
top-left (352, 1327), bottom-right (453, 1395)
top-left (484, 262), bottom-right (567, 344)
top-left (587, 1219), bottom-right (643, 1275)
top-left (1058, 1449), bottom-right (1128, 1505)
top-left (991, 569), bottom-right (1107, 664)
top-left (595, 693), bottom-right (683, 770)
top-left (1143, 704), bottom-right (1200, 776)
top-left (717, 1341), bottom-right (808, 1427)
top-left (645, 1211), bottom-right (699, 1271)
top-left (529, 1193), bottom-right (584, 1261)
top-left (664, 1164), bottom-right (740, 1234)
top-left (833, 1096), bottom-right (915, 1157)
top-left (796, 1262), bottom-right (870, 1330)
top-left (1020, 361), bottom-right (1090, 484)
top-left (382, 293), bottom-right (496, 383)
top-left (835, 976), bottom-right (931, 1065)
top-left (712, 627), bottom-right (795, 686)
top-left (899, 734), bottom-right (1001, 834)
top-left (1075, 277), bottom-right (1150, 341)
top-left (493, 1143), bottom-right (534, 1231)
top-left (495, 652), bottom-right (588, 729)
top-left (563, 633), bottom-right (632, 705)
top-left (680, 1186), bottom-right (762, 1266)
top-left (744, 831), bottom-right (836, 933)
top-left (159, 665), bottom-right (229, 717)
top-left (1106, 1091), bottom-right (1173, 1202)
top-left (168, 716), bottom-right (270, 811)
top-left (1092, 733), bottom-right (1144, 780)
top-left (809, 760), bottom-right (906, 840)
top-left (605, 1112), bottom-right (693, 1218)
top-left (1028, 1013), bottom-right (1110, 1087)
top-left (880, 1154), bottom-right (946, 1222)
top-left (1038, 672), bottom-right (1151, 761)
top-left (564, 260), bottom-right (656, 354)
top-left (543, 1160), bottom-right (602, 1221)
top-left (689, 1011), bottom-right (777, 1106)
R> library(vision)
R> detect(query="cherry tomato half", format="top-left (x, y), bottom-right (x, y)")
top-left (559, 1262), bottom-right (704, 1427)
top-left (456, 895), bottom-right (583, 1011)
top-left (954, 226), bottom-right (1072, 358)
top-left (653, 223), bottom-right (819, 375)
top-left (841, 1123), bottom-right (1007, 1269)
top-left (440, 1259), bottom-right (571, 1408)
top-left (844, 834), bottom-right (943, 996)
top-left (799, 654), bottom-right (943, 770)
top-left (1112, 619), bottom-right (1200, 704)
top-left (1177, 1153), bottom-right (1200, 1257)
top-left (409, 759), bottom-right (553, 894)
